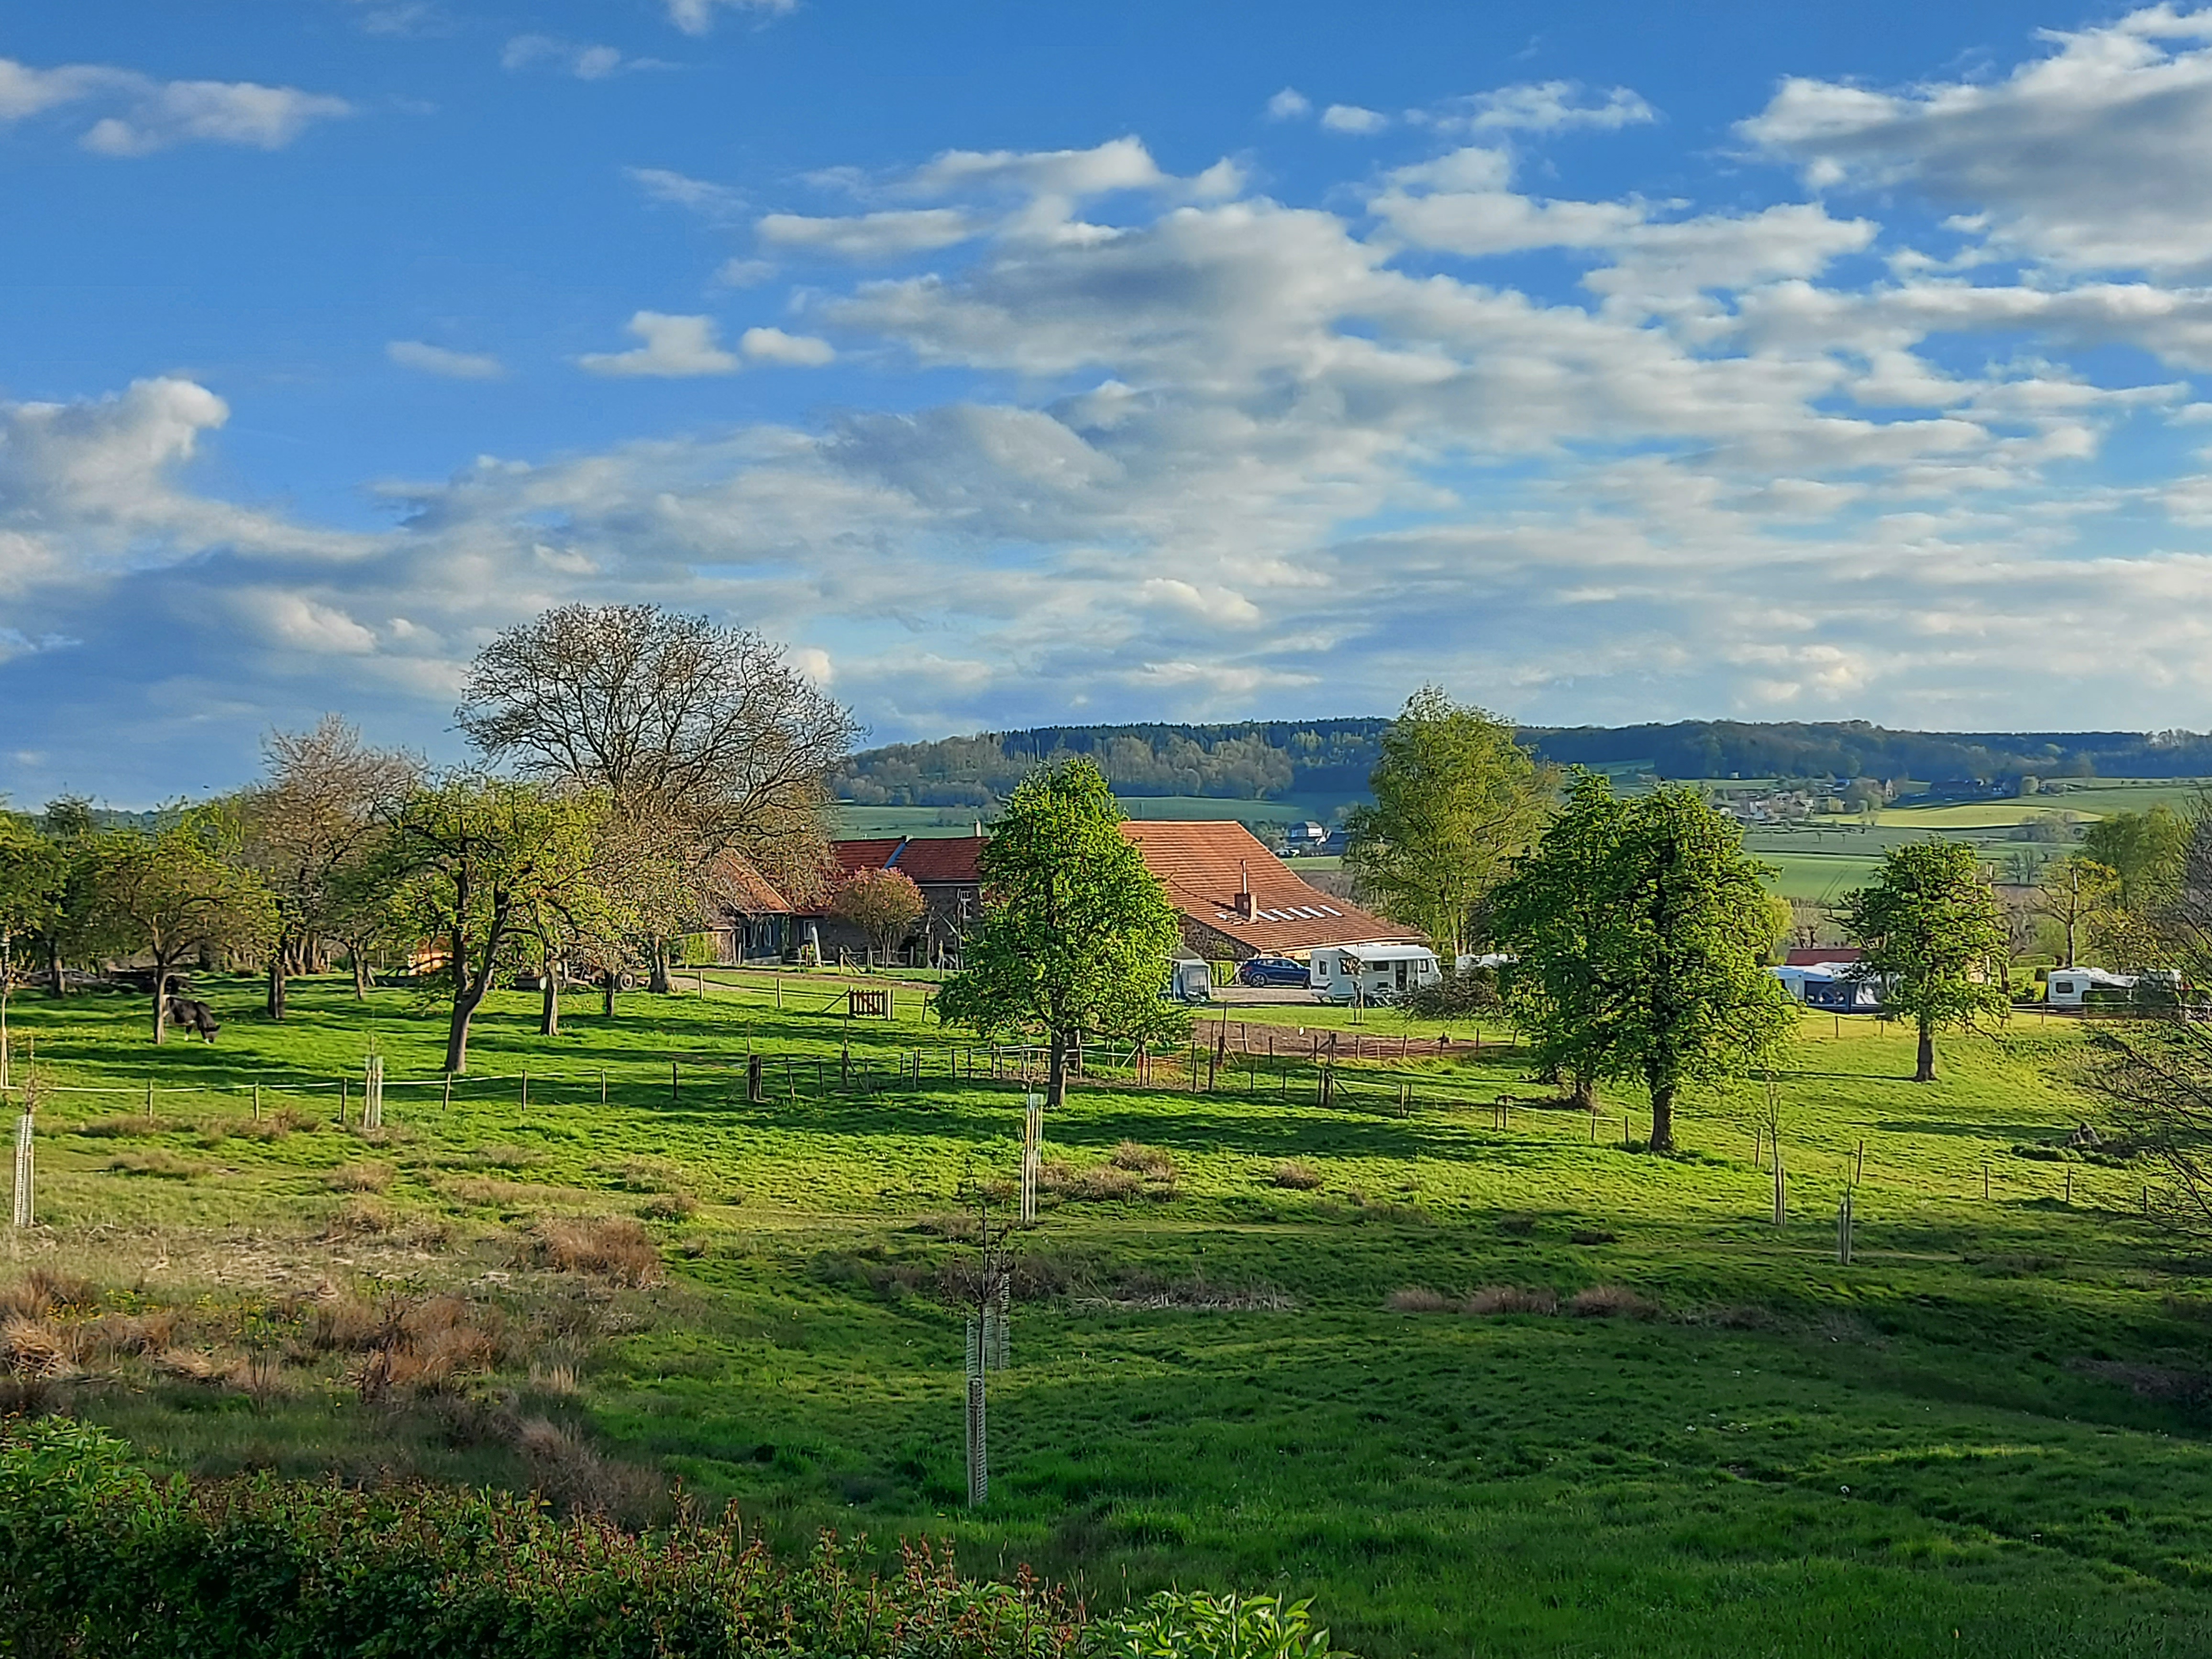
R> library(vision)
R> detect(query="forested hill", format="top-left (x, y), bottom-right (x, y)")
top-left (833, 719), bottom-right (2212, 807)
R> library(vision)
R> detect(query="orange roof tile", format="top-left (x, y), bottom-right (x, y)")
top-left (1118, 821), bottom-right (1421, 955)
top-left (708, 851), bottom-right (796, 916)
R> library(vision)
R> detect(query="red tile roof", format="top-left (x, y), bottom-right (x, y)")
top-left (1787, 947), bottom-right (1865, 966)
top-left (708, 851), bottom-right (796, 916)
top-left (829, 835), bottom-right (984, 886)
top-left (1117, 821), bottom-right (1421, 955)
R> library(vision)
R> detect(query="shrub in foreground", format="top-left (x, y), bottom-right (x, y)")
top-left (0, 1420), bottom-right (1347, 1659)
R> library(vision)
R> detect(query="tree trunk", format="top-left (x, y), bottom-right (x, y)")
top-left (46, 941), bottom-right (66, 998)
top-left (1047, 1028), bottom-right (1069, 1113)
top-left (442, 925), bottom-right (497, 1075)
top-left (603, 968), bottom-right (618, 1018)
top-left (265, 942), bottom-right (288, 1021)
top-left (150, 954), bottom-right (174, 1045)
top-left (1647, 1076), bottom-right (1675, 1153)
top-left (648, 936), bottom-right (672, 995)
top-left (1570, 1071), bottom-right (1594, 1110)
top-left (351, 946), bottom-right (371, 998)
top-left (540, 960), bottom-right (560, 1037)
top-left (1914, 1021), bottom-right (1936, 1083)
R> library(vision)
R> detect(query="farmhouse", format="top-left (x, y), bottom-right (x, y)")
top-left (808, 835), bottom-right (985, 967)
top-left (702, 851), bottom-right (798, 964)
top-left (1117, 820), bottom-right (1420, 962)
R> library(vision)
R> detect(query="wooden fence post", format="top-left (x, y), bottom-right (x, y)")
top-left (747, 1054), bottom-right (764, 1104)
top-left (671, 1060), bottom-right (678, 1105)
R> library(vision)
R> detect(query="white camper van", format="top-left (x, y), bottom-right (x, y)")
top-left (1308, 943), bottom-right (1440, 1005)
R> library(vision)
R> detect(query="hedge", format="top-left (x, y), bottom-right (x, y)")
top-left (0, 1419), bottom-right (1343, 1659)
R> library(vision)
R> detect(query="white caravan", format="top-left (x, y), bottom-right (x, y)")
top-left (1309, 943), bottom-right (1441, 1005)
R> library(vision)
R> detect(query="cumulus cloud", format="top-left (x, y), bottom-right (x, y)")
top-left (627, 166), bottom-right (747, 224)
top-left (23, 17), bottom-right (2212, 800)
top-left (387, 341), bottom-right (506, 379)
top-left (578, 312), bottom-right (741, 376)
top-left (1420, 80), bottom-right (1657, 134)
top-left (1265, 87), bottom-right (1311, 121)
top-left (756, 207), bottom-right (978, 259)
top-left (664, 0), bottom-right (796, 34)
top-left (0, 55), bottom-right (351, 154)
top-left (502, 35), bottom-right (650, 79)
top-left (1743, 6), bottom-right (2212, 272)
top-left (1320, 103), bottom-right (1389, 134)
top-left (740, 327), bottom-right (835, 365)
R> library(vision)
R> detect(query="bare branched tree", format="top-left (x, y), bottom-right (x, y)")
top-left (456, 605), bottom-right (854, 992)
top-left (2082, 804), bottom-right (2212, 1227)
top-left (240, 717), bottom-right (420, 1016)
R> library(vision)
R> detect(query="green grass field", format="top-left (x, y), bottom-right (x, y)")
top-left (3, 975), bottom-right (2210, 1656)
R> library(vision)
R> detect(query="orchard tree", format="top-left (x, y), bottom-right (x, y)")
top-left (1344, 688), bottom-right (1550, 959)
top-left (373, 775), bottom-right (601, 1073)
top-left (937, 760), bottom-right (1188, 1111)
top-left (81, 810), bottom-right (278, 1043)
top-left (0, 818), bottom-right (65, 1080)
top-left (239, 716), bottom-right (418, 1018)
top-left (1839, 840), bottom-right (2011, 1083)
top-left (832, 867), bottom-right (926, 966)
top-left (1490, 774), bottom-right (1792, 1151)
top-left (28, 797), bottom-right (99, 996)
top-left (2031, 855), bottom-right (2120, 968)
top-left (456, 604), bottom-right (854, 992)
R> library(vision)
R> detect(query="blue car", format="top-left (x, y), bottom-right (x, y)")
top-left (1237, 956), bottom-right (1311, 989)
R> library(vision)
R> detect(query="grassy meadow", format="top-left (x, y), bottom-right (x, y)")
top-left (2, 972), bottom-right (2211, 1656)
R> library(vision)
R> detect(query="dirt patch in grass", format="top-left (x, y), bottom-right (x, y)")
top-left (1571, 1228), bottom-right (1618, 1246)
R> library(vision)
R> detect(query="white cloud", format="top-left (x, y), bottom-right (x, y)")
top-left (1320, 103), bottom-right (1388, 135)
top-left (1265, 88), bottom-right (1310, 121)
top-left (1422, 80), bottom-right (1656, 134)
top-left (578, 312), bottom-right (741, 376)
top-left (0, 55), bottom-right (351, 154)
top-left (387, 341), bottom-right (506, 380)
top-left (664, 0), bottom-right (796, 35)
top-left (627, 166), bottom-right (747, 224)
top-left (1743, 6), bottom-right (2212, 272)
top-left (502, 35), bottom-right (644, 79)
top-left (716, 257), bottom-right (776, 286)
top-left (756, 207), bottom-right (978, 258)
top-left (741, 327), bottom-right (835, 365)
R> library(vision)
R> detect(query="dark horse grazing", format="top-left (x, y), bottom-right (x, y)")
top-left (163, 996), bottom-right (221, 1043)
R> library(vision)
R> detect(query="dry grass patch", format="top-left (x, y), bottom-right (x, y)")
top-left (469, 1144), bottom-right (541, 1170)
top-left (1110, 1141), bottom-right (1177, 1180)
top-left (1, 1316), bottom-right (72, 1379)
top-left (444, 1176), bottom-right (548, 1210)
top-left (1569, 1284), bottom-right (1659, 1319)
top-left (1464, 1284), bottom-right (1559, 1316)
top-left (106, 1150), bottom-right (210, 1180)
top-left (523, 1217), bottom-right (659, 1287)
top-left (1269, 1159), bottom-right (1325, 1191)
top-left (636, 1191), bottom-right (698, 1222)
top-left (326, 1161), bottom-right (395, 1194)
top-left (1387, 1286), bottom-right (1454, 1313)
top-left (1, 1269), bottom-right (99, 1320)
top-left (73, 1114), bottom-right (189, 1139)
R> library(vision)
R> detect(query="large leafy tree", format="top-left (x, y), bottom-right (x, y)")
top-left (2081, 806), bottom-right (2191, 912)
top-left (937, 760), bottom-right (1188, 1111)
top-left (80, 809), bottom-right (279, 1043)
top-left (373, 776), bottom-right (602, 1073)
top-left (1491, 774), bottom-right (1792, 1151)
top-left (26, 797), bottom-right (100, 996)
top-left (456, 604), bottom-right (854, 993)
top-left (1839, 840), bottom-right (2011, 1083)
top-left (1344, 688), bottom-right (1550, 959)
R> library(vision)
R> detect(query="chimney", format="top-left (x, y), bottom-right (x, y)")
top-left (1234, 860), bottom-right (1254, 920)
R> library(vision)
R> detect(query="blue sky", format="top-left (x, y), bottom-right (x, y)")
top-left (8, 1), bottom-right (2212, 804)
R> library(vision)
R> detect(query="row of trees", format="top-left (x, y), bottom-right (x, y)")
top-left (0, 606), bottom-right (856, 1071)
